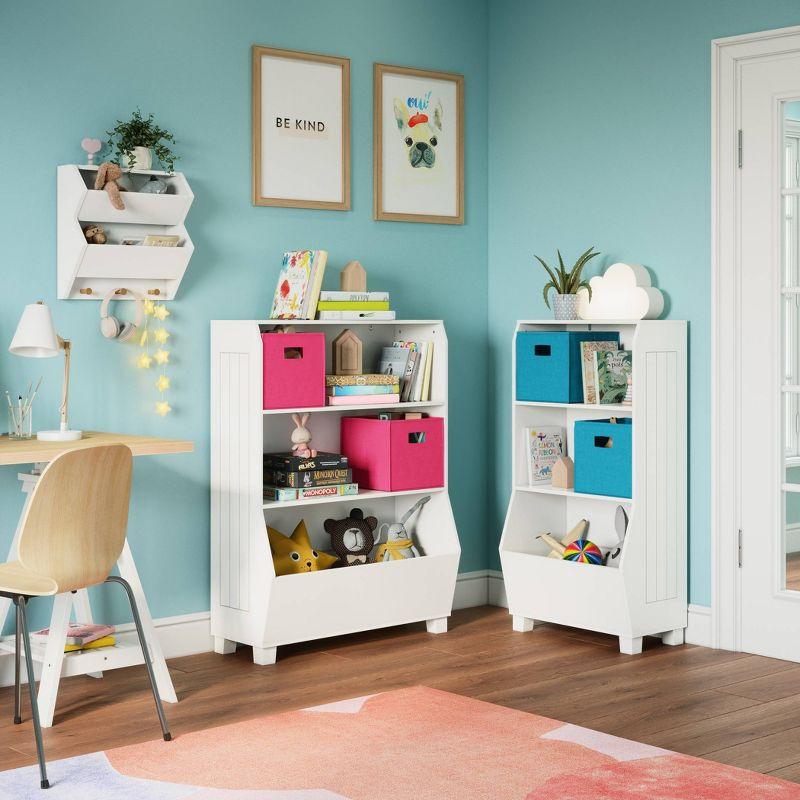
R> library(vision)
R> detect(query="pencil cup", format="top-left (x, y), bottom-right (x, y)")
top-left (8, 405), bottom-right (32, 440)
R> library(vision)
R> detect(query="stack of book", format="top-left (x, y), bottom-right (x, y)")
top-left (316, 291), bottom-right (395, 321)
top-left (580, 340), bottom-right (633, 405)
top-left (32, 623), bottom-right (116, 653)
top-left (326, 374), bottom-right (399, 406)
top-left (263, 451), bottom-right (358, 502)
top-left (379, 341), bottom-right (434, 402)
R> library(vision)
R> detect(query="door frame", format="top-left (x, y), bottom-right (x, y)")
top-left (712, 24), bottom-right (800, 651)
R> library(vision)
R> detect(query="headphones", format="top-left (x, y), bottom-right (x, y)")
top-left (100, 289), bottom-right (144, 342)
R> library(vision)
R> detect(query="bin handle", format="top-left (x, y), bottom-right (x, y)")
top-left (594, 436), bottom-right (613, 449)
top-left (533, 344), bottom-right (551, 356)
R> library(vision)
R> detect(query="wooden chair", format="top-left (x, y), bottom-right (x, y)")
top-left (0, 444), bottom-right (171, 790)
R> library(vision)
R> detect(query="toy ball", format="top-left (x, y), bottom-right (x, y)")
top-left (562, 538), bottom-right (603, 565)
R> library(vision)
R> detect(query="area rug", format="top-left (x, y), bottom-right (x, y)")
top-left (2, 686), bottom-right (799, 799)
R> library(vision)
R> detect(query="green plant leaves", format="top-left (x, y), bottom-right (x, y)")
top-left (105, 108), bottom-right (179, 173)
top-left (533, 246), bottom-right (600, 301)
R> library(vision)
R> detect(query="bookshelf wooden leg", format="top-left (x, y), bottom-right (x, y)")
top-left (619, 635), bottom-right (643, 655)
top-left (37, 592), bottom-right (73, 728)
top-left (253, 646), bottom-right (277, 665)
top-left (513, 615), bottom-right (535, 633)
top-left (662, 628), bottom-right (685, 646)
top-left (214, 637), bottom-right (236, 655)
top-left (72, 589), bottom-right (103, 678)
top-left (117, 539), bottom-right (178, 704)
top-left (426, 617), bottom-right (448, 635)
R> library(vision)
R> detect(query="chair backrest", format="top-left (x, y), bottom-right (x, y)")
top-left (18, 444), bottom-right (133, 593)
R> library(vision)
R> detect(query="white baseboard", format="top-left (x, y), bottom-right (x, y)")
top-left (685, 604), bottom-right (712, 647)
top-left (0, 578), bottom-right (717, 688)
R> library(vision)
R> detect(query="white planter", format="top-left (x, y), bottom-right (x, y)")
top-left (122, 146), bottom-right (153, 171)
top-left (552, 293), bottom-right (580, 320)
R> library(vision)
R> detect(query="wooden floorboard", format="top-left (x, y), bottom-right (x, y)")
top-left (1, 605), bottom-right (800, 781)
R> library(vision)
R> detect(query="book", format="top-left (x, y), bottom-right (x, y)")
top-left (580, 340), bottom-right (618, 404)
top-left (410, 342), bottom-right (430, 401)
top-left (142, 234), bottom-right (180, 247)
top-left (269, 249), bottom-right (327, 320)
top-left (263, 483), bottom-right (359, 502)
top-left (378, 346), bottom-right (411, 381)
top-left (263, 451), bottom-right (348, 471)
top-left (597, 350), bottom-right (633, 405)
top-left (326, 374), bottom-right (398, 387)
top-left (64, 635), bottom-right (116, 653)
top-left (400, 348), bottom-right (419, 402)
top-left (327, 384), bottom-right (399, 396)
top-left (263, 467), bottom-right (352, 489)
top-left (327, 394), bottom-right (400, 406)
top-left (316, 300), bottom-right (390, 311)
top-left (525, 426), bottom-right (566, 484)
top-left (319, 291), bottom-right (389, 302)
top-left (421, 342), bottom-right (434, 401)
top-left (32, 622), bottom-right (115, 646)
top-left (317, 310), bottom-right (396, 321)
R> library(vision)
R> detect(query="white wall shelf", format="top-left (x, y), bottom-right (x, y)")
top-left (57, 164), bottom-right (194, 300)
top-left (211, 320), bottom-right (460, 664)
top-left (499, 319), bottom-right (687, 655)
top-left (263, 400), bottom-right (443, 416)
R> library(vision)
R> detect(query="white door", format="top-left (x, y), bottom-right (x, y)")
top-left (739, 52), bottom-right (800, 660)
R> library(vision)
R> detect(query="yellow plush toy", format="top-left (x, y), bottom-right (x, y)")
top-left (268, 519), bottom-right (338, 576)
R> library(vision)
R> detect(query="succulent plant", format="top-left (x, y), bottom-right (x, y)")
top-left (534, 246), bottom-right (600, 309)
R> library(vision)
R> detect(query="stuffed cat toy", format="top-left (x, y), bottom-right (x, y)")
top-left (268, 519), bottom-right (337, 576)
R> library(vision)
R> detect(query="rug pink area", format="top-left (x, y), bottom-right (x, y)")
top-left (95, 686), bottom-right (800, 800)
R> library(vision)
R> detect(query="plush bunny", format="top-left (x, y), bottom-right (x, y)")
top-left (291, 413), bottom-right (317, 458)
top-left (94, 161), bottom-right (126, 210)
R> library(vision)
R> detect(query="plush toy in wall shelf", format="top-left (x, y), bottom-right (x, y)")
top-left (324, 508), bottom-right (377, 566)
top-left (82, 224), bottom-right (106, 244)
top-left (94, 162), bottom-right (126, 210)
top-left (268, 519), bottom-right (338, 576)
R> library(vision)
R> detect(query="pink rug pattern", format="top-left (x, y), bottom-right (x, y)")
top-left (2, 686), bottom-right (800, 798)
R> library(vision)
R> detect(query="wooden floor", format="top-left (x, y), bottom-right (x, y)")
top-left (3, 606), bottom-right (800, 781)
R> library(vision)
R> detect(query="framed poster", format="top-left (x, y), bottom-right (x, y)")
top-left (373, 63), bottom-right (464, 224)
top-left (252, 45), bottom-right (350, 210)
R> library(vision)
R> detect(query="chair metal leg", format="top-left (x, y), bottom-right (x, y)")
top-left (14, 602), bottom-right (22, 725)
top-left (105, 577), bottom-right (171, 741)
top-left (16, 597), bottom-right (49, 789)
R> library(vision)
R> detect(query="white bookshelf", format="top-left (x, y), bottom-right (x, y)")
top-left (499, 319), bottom-right (687, 654)
top-left (210, 319), bottom-right (460, 664)
top-left (56, 164), bottom-right (194, 300)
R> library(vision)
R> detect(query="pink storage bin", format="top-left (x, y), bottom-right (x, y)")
top-left (262, 333), bottom-right (326, 409)
top-left (340, 416), bottom-right (445, 491)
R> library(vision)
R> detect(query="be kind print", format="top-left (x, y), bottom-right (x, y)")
top-left (275, 117), bottom-right (329, 137)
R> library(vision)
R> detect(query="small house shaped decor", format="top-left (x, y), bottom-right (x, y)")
top-left (332, 329), bottom-right (363, 375)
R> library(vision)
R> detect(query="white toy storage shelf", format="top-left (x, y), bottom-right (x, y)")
top-left (210, 319), bottom-right (460, 665)
top-left (499, 319), bottom-right (687, 655)
top-left (57, 164), bottom-right (194, 300)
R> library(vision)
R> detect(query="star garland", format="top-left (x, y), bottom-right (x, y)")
top-left (137, 299), bottom-right (172, 416)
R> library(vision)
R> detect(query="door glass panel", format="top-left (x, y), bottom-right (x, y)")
top-left (782, 100), bottom-right (800, 590)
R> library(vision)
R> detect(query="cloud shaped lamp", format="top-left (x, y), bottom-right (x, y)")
top-left (577, 262), bottom-right (664, 321)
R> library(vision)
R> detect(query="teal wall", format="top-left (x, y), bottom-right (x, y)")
top-left (0, 0), bottom-right (489, 630)
top-left (488, 0), bottom-right (800, 605)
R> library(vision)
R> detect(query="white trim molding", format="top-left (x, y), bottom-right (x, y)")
top-left (685, 604), bottom-right (712, 647)
top-left (712, 24), bottom-right (800, 653)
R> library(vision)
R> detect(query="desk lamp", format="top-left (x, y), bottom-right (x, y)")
top-left (9, 302), bottom-right (82, 441)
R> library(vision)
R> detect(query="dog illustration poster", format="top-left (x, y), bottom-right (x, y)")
top-left (253, 46), bottom-right (350, 210)
top-left (374, 64), bottom-right (464, 224)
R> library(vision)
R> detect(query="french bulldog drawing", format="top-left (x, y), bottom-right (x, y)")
top-left (393, 98), bottom-right (443, 168)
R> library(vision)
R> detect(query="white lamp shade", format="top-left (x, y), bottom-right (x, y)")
top-left (9, 302), bottom-right (60, 358)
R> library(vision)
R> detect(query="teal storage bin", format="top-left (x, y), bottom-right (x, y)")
top-left (516, 331), bottom-right (620, 403)
top-left (574, 418), bottom-right (632, 498)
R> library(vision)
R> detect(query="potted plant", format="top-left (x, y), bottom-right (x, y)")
top-left (106, 109), bottom-right (179, 172)
top-left (535, 246), bottom-right (599, 320)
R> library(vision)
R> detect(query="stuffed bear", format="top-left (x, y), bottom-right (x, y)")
top-left (82, 223), bottom-right (106, 244)
top-left (94, 161), bottom-right (126, 211)
top-left (324, 507), bottom-right (377, 566)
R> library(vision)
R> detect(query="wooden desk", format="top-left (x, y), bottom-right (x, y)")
top-left (0, 431), bottom-right (194, 727)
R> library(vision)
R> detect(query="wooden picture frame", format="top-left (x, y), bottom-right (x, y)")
top-left (252, 45), bottom-right (350, 210)
top-left (373, 63), bottom-right (464, 224)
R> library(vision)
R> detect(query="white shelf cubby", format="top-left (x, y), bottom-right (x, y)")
top-left (57, 164), bottom-right (194, 300)
top-left (210, 319), bottom-right (460, 664)
top-left (499, 319), bottom-right (687, 654)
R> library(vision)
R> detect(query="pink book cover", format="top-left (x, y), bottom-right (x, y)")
top-left (327, 394), bottom-right (400, 406)
top-left (32, 622), bottom-right (115, 645)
